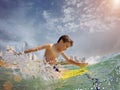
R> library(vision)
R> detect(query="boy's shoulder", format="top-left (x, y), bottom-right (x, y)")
top-left (46, 43), bottom-right (53, 47)
top-left (41, 43), bottom-right (53, 48)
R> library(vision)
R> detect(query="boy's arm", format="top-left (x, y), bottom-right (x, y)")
top-left (61, 52), bottom-right (88, 67)
top-left (24, 44), bottom-right (50, 54)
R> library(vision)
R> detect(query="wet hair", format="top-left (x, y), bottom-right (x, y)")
top-left (57, 35), bottom-right (73, 46)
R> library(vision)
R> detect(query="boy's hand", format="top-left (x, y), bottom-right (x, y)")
top-left (15, 52), bottom-right (24, 55)
top-left (79, 63), bottom-right (88, 68)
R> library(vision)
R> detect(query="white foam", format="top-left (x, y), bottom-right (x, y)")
top-left (2, 48), bottom-right (61, 81)
top-left (86, 56), bottom-right (100, 65)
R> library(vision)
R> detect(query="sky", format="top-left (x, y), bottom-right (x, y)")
top-left (0, 0), bottom-right (120, 58)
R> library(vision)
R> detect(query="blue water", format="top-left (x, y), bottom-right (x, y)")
top-left (0, 52), bottom-right (120, 90)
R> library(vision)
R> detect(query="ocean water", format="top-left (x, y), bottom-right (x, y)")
top-left (0, 51), bottom-right (120, 90)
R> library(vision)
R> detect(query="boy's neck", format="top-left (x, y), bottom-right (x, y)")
top-left (53, 43), bottom-right (60, 52)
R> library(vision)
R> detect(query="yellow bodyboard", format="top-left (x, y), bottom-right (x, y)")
top-left (61, 68), bottom-right (88, 80)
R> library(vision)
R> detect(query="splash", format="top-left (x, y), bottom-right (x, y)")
top-left (1, 46), bottom-right (61, 81)
top-left (86, 56), bottom-right (100, 65)
top-left (0, 46), bottom-right (120, 90)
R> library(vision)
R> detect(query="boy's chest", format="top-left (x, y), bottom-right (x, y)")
top-left (46, 47), bottom-right (61, 58)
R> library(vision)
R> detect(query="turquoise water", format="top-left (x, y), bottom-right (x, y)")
top-left (0, 53), bottom-right (120, 90)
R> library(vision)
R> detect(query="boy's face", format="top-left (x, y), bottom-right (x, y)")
top-left (58, 40), bottom-right (71, 51)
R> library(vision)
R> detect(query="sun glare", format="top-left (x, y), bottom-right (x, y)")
top-left (113, 0), bottom-right (120, 7)
top-left (109, 0), bottom-right (120, 10)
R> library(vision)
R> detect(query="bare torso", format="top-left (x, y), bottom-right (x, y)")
top-left (44, 44), bottom-right (61, 65)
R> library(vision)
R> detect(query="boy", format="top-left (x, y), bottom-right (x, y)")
top-left (24, 35), bottom-right (88, 72)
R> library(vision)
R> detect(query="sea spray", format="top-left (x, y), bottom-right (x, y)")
top-left (0, 47), bottom-right (63, 90)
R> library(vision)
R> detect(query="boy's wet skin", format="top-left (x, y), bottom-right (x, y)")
top-left (24, 35), bottom-right (88, 68)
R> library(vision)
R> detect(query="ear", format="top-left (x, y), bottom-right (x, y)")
top-left (59, 39), bottom-right (64, 43)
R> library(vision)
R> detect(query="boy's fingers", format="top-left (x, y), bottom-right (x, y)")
top-left (15, 52), bottom-right (24, 55)
top-left (80, 63), bottom-right (88, 67)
